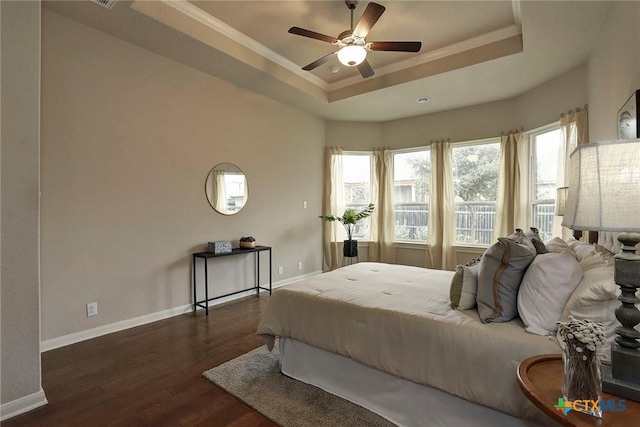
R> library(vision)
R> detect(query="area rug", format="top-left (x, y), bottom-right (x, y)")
top-left (202, 343), bottom-right (395, 427)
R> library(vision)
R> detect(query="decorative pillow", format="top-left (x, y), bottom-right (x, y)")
top-left (476, 230), bottom-right (537, 323)
top-left (525, 227), bottom-right (548, 254)
top-left (559, 262), bottom-right (619, 361)
top-left (517, 250), bottom-right (583, 336)
top-left (450, 257), bottom-right (482, 310)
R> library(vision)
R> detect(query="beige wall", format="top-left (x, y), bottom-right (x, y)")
top-left (516, 63), bottom-right (588, 131)
top-left (588, 1), bottom-right (640, 141)
top-left (325, 62), bottom-right (588, 266)
top-left (328, 63), bottom-right (588, 153)
top-left (0, 0), bottom-right (45, 413)
top-left (40, 9), bottom-right (324, 341)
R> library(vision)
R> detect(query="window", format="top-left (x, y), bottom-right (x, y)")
top-left (530, 127), bottom-right (563, 241)
top-left (393, 149), bottom-right (430, 241)
top-left (342, 153), bottom-right (373, 240)
top-left (452, 141), bottom-right (500, 245)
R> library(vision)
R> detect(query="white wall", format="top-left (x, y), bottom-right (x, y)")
top-left (588, 1), bottom-right (640, 141)
top-left (40, 9), bottom-right (325, 342)
top-left (0, 0), bottom-right (47, 418)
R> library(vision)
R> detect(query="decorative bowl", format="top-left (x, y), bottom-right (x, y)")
top-left (239, 241), bottom-right (256, 249)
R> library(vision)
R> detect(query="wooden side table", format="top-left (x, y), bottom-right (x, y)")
top-left (517, 354), bottom-right (640, 426)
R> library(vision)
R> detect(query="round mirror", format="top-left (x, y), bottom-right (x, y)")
top-left (205, 163), bottom-right (248, 215)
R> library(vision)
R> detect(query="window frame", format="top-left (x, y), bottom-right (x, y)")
top-left (341, 151), bottom-right (374, 241)
top-left (528, 123), bottom-right (563, 241)
top-left (450, 137), bottom-right (501, 247)
top-left (391, 146), bottom-right (431, 243)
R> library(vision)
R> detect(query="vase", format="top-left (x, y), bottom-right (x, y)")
top-left (343, 239), bottom-right (358, 257)
top-left (562, 352), bottom-right (602, 418)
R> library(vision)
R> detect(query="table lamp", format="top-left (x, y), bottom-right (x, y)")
top-left (562, 139), bottom-right (640, 402)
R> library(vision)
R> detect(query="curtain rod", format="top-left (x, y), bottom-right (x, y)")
top-left (501, 127), bottom-right (524, 136)
top-left (560, 104), bottom-right (588, 117)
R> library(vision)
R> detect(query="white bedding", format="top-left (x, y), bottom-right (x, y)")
top-left (257, 262), bottom-right (560, 423)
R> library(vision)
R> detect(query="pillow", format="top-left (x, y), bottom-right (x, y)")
top-left (450, 257), bottom-right (482, 310)
top-left (476, 230), bottom-right (537, 323)
top-left (568, 239), bottom-right (597, 262)
top-left (517, 250), bottom-right (583, 336)
top-left (559, 262), bottom-right (620, 361)
top-left (566, 241), bottom-right (615, 271)
top-left (525, 227), bottom-right (548, 254)
top-left (593, 243), bottom-right (616, 262)
top-left (546, 237), bottom-right (575, 257)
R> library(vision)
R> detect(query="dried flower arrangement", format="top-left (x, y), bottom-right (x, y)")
top-left (554, 316), bottom-right (607, 418)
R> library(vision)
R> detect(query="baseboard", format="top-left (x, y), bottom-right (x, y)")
top-left (0, 388), bottom-right (48, 421)
top-left (41, 271), bottom-right (322, 352)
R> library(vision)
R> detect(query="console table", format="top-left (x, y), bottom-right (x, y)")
top-left (192, 245), bottom-right (272, 315)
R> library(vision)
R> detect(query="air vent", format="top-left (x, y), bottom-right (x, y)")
top-left (90, 0), bottom-right (116, 10)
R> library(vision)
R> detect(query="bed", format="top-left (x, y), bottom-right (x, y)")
top-left (257, 262), bottom-right (563, 426)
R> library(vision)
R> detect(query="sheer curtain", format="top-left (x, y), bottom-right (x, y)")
top-left (493, 131), bottom-right (528, 239)
top-left (425, 140), bottom-right (456, 271)
top-left (369, 148), bottom-right (396, 263)
top-left (214, 171), bottom-right (227, 214)
top-left (556, 109), bottom-right (588, 239)
top-left (321, 147), bottom-right (345, 271)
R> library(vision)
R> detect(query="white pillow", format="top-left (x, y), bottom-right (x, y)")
top-left (568, 239), bottom-right (597, 262)
top-left (546, 237), bottom-right (575, 257)
top-left (517, 250), bottom-right (583, 336)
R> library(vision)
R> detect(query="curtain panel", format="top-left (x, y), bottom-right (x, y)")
top-left (425, 140), bottom-right (456, 271)
top-left (321, 147), bottom-right (344, 271)
top-left (369, 148), bottom-right (396, 263)
top-left (557, 109), bottom-right (588, 239)
top-left (494, 131), bottom-right (528, 240)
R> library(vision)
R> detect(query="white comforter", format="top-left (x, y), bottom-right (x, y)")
top-left (257, 262), bottom-right (560, 422)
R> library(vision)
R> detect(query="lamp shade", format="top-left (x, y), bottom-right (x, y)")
top-left (555, 186), bottom-right (568, 216)
top-left (337, 45), bottom-right (366, 67)
top-left (562, 139), bottom-right (640, 232)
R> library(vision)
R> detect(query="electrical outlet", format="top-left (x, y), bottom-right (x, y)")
top-left (87, 302), bottom-right (98, 317)
top-left (298, 262), bottom-right (303, 271)
top-left (278, 266), bottom-right (283, 275)
top-left (303, 201), bottom-right (308, 209)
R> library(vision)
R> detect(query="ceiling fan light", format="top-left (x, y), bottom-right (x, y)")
top-left (337, 45), bottom-right (366, 67)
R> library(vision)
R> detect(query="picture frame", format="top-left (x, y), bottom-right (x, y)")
top-left (618, 89), bottom-right (639, 140)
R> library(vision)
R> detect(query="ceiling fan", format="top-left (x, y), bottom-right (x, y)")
top-left (288, 1), bottom-right (422, 78)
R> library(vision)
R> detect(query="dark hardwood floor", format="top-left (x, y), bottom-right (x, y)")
top-left (5, 296), bottom-right (279, 427)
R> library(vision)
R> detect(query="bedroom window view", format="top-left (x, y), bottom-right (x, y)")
top-left (452, 142), bottom-right (500, 245)
top-left (393, 150), bottom-right (430, 241)
top-left (342, 154), bottom-right (373, 240)
top-left (531, 127), bottom-right (563, 241)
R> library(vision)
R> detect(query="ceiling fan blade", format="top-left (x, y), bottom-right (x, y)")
top-left (353, 2), bottom-right (385, 39)
top-left (302, 51), bottom-right (338, 71)
top-left (288, 27), bottom-right (338, 44)
top-left (369, 41), bottom-right (422, 52)
top-left (357, 59), bottom-right (375, 78)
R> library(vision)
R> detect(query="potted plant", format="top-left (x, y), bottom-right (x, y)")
top-left (319, 203), bottom-right (374, 258)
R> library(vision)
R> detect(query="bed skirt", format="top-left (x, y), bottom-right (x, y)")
top-left (279, 337), bottom-right (553, 427)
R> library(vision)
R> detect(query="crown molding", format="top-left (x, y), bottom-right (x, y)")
top-left (158, 0), bottom-right (328, 90)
